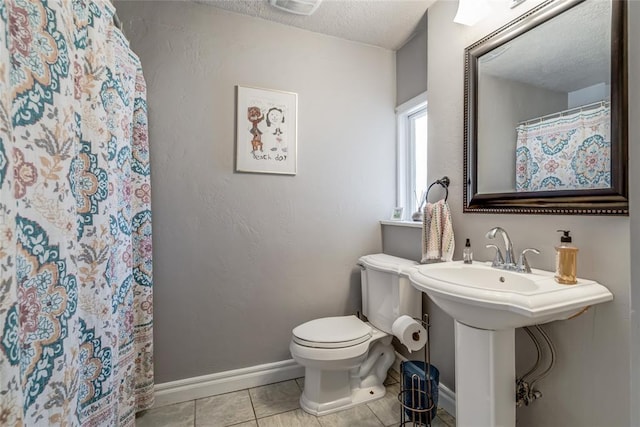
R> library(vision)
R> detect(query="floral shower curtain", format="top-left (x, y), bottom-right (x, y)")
top-left (0, 1), bottom-right (153, 425)
top-left (515, 105), bottom-right (610, 192)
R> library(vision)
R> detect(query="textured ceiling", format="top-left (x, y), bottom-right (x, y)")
top-left (194, 0), bottom-right (435, 50)
top-left (479, 0), bottom-right (611, 93)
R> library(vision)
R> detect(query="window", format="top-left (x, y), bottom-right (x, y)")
top-left (396, 92), bottom-right (428, 219)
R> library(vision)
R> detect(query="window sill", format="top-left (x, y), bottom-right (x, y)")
top-left (380, 220), bottom-right (422, 228)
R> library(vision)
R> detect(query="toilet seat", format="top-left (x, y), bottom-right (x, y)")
top-left (292, 315), bottom-right (372, 349)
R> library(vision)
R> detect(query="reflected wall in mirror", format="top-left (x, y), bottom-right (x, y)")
top-left (464, 0), bottom-right (628, 215)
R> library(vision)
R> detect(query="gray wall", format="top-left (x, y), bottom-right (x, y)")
top-left (477, 75), bottom-right (566, 193)
top-left (396, 13), bottom-right (427, 106)
top-left (115, 1), bottom-right (396, 383)
top-left (568, 82), bottom-right (609, 108)
top-left (385, 1), bottom-right (633, 426)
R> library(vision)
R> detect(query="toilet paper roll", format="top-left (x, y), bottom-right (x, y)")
top-left (392, 315), bottom-right (427, 352)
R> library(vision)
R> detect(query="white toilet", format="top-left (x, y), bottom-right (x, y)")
top-left (289, 253), bottom-right (421, 416)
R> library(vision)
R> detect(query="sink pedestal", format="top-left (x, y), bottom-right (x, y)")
top-left (455, 321), bottom-right (515, 427)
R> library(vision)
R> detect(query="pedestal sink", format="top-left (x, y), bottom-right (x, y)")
top-left (409, 261), bottom-right (613, 427)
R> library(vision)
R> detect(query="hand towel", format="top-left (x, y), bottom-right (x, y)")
top-left (421, 199), bottom-right (455, 263)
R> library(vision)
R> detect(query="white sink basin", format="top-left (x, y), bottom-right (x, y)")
top-left (409, 261), bottom-right (613, 330)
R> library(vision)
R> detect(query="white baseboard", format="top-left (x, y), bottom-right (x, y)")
top-left (393, 351), bottom-right (457, 417)
top-left (437, 382), bottom-right (456, 418)
top-left (153, 359), bottom-right (305, 408)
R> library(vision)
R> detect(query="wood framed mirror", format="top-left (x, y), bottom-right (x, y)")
top-left (463, 0), bottom-right (628, 215)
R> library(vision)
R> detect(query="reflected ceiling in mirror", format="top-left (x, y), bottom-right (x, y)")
top-left (463, 0), bottom-right (627, 215)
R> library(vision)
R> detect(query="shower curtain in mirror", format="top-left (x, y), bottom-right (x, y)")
top-left (0, 1), bottom-right (153, 425)
top-left (515, 104), bottom-right (610, 192)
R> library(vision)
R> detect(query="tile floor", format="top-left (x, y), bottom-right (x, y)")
top-left (136, 369), bottom-right (456, 427)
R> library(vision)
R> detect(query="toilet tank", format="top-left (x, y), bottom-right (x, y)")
top-left (358, 254), bottom-right (422, 334)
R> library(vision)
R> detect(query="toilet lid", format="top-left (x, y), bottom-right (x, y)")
top-left (292, 315), bottom-right (372, 349)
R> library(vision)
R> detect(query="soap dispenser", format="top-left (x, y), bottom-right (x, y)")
top-left (555, 230), bottom-right (578, 285)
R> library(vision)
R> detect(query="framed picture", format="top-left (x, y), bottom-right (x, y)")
top-left (236, 85), bottom-right (298, 175)
top-left (391, 207), bottom-right (404, 221)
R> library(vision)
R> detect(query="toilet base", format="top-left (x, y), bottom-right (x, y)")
top-left (300, 383), bottom-right (387, 416)
top-left (296, 335), bottom-right (395, 416)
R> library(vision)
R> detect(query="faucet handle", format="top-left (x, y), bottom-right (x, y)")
top-left (485, 244), bottom-right (504, 267)
top-left (518, 248), bottom-right (540, 273)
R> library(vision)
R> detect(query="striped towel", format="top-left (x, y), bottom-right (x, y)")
top-left (421, 199), bottom-right (455, 263)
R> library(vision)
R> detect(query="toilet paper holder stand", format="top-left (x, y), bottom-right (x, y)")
top-left (397, 314), bottom-right (436, 427)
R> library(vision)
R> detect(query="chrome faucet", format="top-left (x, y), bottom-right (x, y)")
top-left (518, 248), bottom-right (541, 274)
top-left (485, 227), bottom-right (540, 273)
top-left (486, 227), bottom-right (515, 266)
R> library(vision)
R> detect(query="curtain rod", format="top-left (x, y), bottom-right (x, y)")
top-left (517, 100), bottom-right (609, 127)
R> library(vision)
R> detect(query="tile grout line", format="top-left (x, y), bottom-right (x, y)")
top-left (256, 407), bottom-right (301, 421)
top-left (366, 401), bottom-right (388, 427)
top-left (193, 397), bottom-right (197, 427)
top-left (251, 380), bottom-right (303, 421)
top-left (246, 388), bottom-right (259, 426)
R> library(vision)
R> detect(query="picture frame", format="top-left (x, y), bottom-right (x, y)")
top-left (235, 85), bottom-right (298, 175)
top-left (391, 207), bottom-right (404, 221)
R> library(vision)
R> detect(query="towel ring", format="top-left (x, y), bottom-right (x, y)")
top-left (425, 176), bottom-right (450, 203)
top-left (412, 176), bottom-right (451, 221)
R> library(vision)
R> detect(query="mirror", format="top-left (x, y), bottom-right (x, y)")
top-left (463, 0), bottom-right (628, 215)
